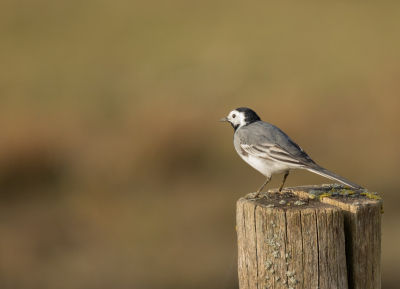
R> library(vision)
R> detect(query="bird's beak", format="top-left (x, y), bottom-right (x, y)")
top-left (219, 117), bottom-right (229, 122)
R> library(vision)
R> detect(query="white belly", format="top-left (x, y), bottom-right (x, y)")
top-left (239, 154), bottom-right (295, 177)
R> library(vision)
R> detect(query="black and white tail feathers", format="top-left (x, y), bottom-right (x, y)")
top-left (306, 165), bottom-right (363, 190)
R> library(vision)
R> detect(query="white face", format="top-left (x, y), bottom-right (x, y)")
top-left (226, 110), bottom-right (247, 130)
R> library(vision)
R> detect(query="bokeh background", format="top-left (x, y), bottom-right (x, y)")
top-left (1, 1), bottom-right (400, 288)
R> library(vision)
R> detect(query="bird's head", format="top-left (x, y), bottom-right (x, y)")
top-left (219, 107), bottom-right (261, 131)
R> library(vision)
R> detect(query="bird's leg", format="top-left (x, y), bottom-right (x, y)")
top-left (245, 176), bottom-right (272, 199)
top-left (278, 171), bottom-right (289, 192)
top-left (255, 176), bottom-right (272, 197)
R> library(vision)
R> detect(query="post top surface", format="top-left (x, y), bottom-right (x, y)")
top-left (239, 184), bottom-right (383, 213)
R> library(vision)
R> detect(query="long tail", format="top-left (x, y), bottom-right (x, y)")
top-left (306, 165), bottom-right (363, 190)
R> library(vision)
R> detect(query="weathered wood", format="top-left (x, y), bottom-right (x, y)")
top-left (289, 185), bottom-right (382, 289)
top-left (237, 185), bottom-right (382, 289)
top-left (237, 190), bottom-right (347, 289)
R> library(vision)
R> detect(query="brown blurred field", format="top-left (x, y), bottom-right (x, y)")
top-left (1, 1), bottom-right (400, 288)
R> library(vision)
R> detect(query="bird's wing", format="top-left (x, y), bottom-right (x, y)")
top-left (236, 121), bottom-right (316, 166)
top-left (240, 142), bottom-right (306, 166)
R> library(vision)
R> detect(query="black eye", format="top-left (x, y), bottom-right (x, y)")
top-left (232, 114), bottom-right (236, 118)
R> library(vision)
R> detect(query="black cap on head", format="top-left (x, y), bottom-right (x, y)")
top-left (235, 107), bottom-right (261, 124)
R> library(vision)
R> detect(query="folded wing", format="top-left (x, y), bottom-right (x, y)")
top-left (240, 142), bottom-right (307, 166)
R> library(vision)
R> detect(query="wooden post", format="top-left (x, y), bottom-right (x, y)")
top-left (236, 185), bottom-right (382, 289)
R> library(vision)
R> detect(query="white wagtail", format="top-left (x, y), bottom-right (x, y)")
top-left (220, 107), bottom-right (362, 196)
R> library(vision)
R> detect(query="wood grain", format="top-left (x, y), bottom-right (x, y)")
top-left (237, 185), bottom-right (382, 289)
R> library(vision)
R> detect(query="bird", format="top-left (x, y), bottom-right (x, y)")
top-left (220, 107), bottom-right (363, 196)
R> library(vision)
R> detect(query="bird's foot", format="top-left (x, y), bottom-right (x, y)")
top-left (246, 192), bottom-right (260, 199)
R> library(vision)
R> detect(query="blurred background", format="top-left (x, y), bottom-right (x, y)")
top-left (0, 0), bottom-right (399, 288)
